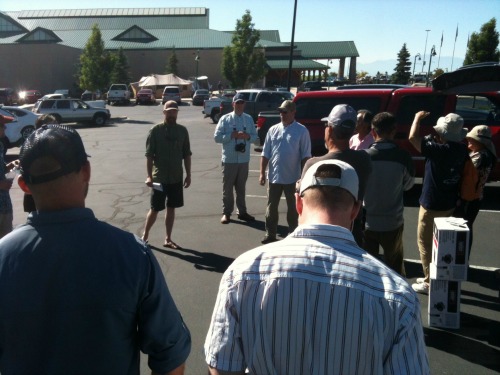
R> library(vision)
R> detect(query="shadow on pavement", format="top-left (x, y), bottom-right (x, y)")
top-left (424, 314), bottom-right (500, 372)
top-left (152, 246), bottom-right (234, 273)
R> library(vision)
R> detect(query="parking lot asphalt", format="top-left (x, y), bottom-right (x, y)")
top-left (5, 100), bottom-right (500, 374)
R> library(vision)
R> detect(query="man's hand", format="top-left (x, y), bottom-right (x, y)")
top-left (0, 179), bottom-right (13, 191)
top-left (414, 111), bottom-right (430, 122)
top-left (184, 175), bottom-right (191, 188)
top-left (145, 176), bottom-right (153, 187)
top-left (259, 173), bottom-right (266, 186)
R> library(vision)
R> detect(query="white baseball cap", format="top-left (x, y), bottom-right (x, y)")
top-left (299, 160), bottom-right (358, 200)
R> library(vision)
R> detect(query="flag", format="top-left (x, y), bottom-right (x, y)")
top-left (455, 25), bottom-right (458, 41)
top-left (440, 32), bottom-right (443, 47)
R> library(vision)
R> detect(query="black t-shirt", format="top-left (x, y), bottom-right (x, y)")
top-left (420, 138), bottom-right (468, 210)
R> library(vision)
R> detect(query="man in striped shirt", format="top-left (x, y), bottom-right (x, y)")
top-left (205, 160), bottom-right (429, 375)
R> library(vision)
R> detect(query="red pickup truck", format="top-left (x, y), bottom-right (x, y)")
top-left (256, 87), bottom-right (500, 180)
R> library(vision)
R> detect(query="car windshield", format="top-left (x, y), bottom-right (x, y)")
top-left (196, 90), bottom-right (209, 95)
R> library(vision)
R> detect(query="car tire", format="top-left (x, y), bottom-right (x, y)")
top-left (212, 111), bottom-right (221, 124)
top-left (21, 125), bottom-right (35, 141)
top-left (93, 113), bottom-right (107, 126)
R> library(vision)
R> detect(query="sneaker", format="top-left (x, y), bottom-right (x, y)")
top-left (416, 277), bottom-right (425, 284)
top-left (220, 215), bottom-right (230, 224)
top-left (412, 282), bottom-right (429, 294)
top-left (261, 235), bottom-right (278, 244)
top-left (237, 212), bottom-right (255, 221)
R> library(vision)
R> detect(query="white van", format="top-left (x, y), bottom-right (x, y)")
top-left (162, 86), bottom-right (181, 105)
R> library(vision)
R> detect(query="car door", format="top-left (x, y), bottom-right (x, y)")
top-left (56, 99), bottom-right (73, 122)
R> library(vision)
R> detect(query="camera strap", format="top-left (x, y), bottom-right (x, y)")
top-left (233, 115), bottom-right (246, 145)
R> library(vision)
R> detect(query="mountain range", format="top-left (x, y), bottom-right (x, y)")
top-left (356, 56), bottom-right (465, 77)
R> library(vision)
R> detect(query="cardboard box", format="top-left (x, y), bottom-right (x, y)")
top-left (429, 262), bottom-right (467, 281)
top-left (428, 279), bottom-right (461, 329)
top-left (432, 217), bottom-right (469, 281)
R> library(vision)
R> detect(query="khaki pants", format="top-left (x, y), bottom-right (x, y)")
top-left (417, 206), bottom-right (454, 283)
top-left (364, 224), bottom-right (405, 276)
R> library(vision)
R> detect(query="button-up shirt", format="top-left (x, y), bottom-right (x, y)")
top-left (214, 112), bottom-right (257, 164)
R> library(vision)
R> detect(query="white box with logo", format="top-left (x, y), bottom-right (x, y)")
top-left (431, 217), bottom-right (469, 281)
top-left (428, 279), bottom-right (461, 329)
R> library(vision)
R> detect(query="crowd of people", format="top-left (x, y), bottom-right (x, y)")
top-left (0, 96), bottom-right (496, 373)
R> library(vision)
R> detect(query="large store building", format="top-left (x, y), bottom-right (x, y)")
top-left (0, 7), bottom-right (359, 94)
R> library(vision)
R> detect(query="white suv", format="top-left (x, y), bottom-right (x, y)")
top-left (162, 86), bottom-right (181, 105)
top-left (33, 98), bottom-right (110, 126)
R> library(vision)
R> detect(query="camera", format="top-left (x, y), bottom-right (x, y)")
top-left (235, 143), bottom-right (246, 153)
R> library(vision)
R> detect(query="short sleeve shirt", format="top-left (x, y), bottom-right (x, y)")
top-left (146, 122), bottom-right (192, 184)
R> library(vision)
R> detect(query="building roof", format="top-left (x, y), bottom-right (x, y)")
top-left (0, 7), bottom-right (358, 64)
top-left (266, 58), bottom-right (328, 70)
top-left (295, 41), bottom-right (359, 59)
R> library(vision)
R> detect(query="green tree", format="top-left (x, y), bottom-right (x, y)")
top-left (431, 68), bottom-right (445, 80)
top-left (222, 10), bottom-right (267, 88)
top-left (464, 18), bottom-right (500, 65)
top-left (391, 43), bottom-right (411, 84)
top-left (78, 24), bottom-right (109, 93)
top-left (109, 47), bottom-right (131, 84)
top-left (165, 46), bottom-right (179, 75)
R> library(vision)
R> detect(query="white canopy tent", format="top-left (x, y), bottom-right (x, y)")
top-left (131, 74), bottom-right (193, 98)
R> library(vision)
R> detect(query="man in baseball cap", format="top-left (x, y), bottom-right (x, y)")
top-left (1, 124), bottom-right (191, 374)
top-left (302, 104), bottom-right (372, 246)
top-left (205, 159), bottom-right (429, 374)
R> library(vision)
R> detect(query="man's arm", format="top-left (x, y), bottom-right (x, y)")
top-left (183, 155), bottom-right (191, 188)
top-left (408, 111), bottom-right (429, 153)
top-left (145, 156), bottom-right (154, 187)
top-left (152, 363), bottom-right (185, 375)
top-left (259, 156), bottom-right (269, 185)
top-left (208, 366), bottom-right (245, 375)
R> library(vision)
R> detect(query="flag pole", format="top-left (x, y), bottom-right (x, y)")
top-left (437, 31), bottom-right (443, 68)
top-left (451, 24), bottom-right (458, 71)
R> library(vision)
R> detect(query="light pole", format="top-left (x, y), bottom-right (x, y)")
top-left (422, 29), bottom-right (430, 74)
top-left (412, 53), bottom-right (421, 78)
top-left (194, 49), bottom-right (200, 90)
top-left (426, 45), bottom-right (436, 87)
top-left (286, 0), bottom-right (298, 91)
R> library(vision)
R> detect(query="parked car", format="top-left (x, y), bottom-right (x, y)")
top-left (33, 98), bottom-right (110, 126)
top-left (54, 89), bottom-right (70, 98)
top-left (0, 88), bottom-right (18, 105)
top-left (221, 89), bottom-right (236, 99)
top-left (296, 81), bottom-right (326, 92)
top-left (162, 86), bottom-right (181, 105)
top-left (0, 106), bottom-right (38, 146)
top-left (107, 84), bottom-right (131, 105)
top-left (81, 90), bottom-right (102, 101)
top-left (203, 96), bottom-right (231, 123)
top-left (255, 86), bottom-right (500, 180)
top-left (192, 89), bottom-right (210, 106)
top-left (136, 89), bottom-right (156, 105)
top-left (18, 90), bottom-right (42, 104)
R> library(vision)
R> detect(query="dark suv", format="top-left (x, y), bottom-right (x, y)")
top-left (297, 81), bottom-right (326, 92)
top-left (0, 88), bottom-right (18, 105)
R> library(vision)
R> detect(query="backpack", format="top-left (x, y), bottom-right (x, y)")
top-left (460, 156), bottom-right (480, 201)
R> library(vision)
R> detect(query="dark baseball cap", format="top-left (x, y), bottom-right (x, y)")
top-left (20, 124), bottom-right (90, 184)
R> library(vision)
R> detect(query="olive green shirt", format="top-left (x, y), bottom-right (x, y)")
top-left (146, 122), bottom-right (192, 184)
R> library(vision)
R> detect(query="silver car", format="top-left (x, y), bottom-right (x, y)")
top-left (162, 86), bottom-right (181, 105)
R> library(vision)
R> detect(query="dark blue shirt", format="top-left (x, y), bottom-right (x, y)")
top-left (419, 137), bottom-right (468, 210)
top-left (0, 208), bottom-right (191, 374)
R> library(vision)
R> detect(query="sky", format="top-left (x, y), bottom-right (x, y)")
top-left (2, 0), bottom-right (498, 75)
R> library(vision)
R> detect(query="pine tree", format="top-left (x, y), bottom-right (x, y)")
top-left (464, 18), bottom-right (500, 65)
top-left (222, 10), bottom-right (267, 88)
top-left (78, 24), bottom-right (109, 93)
top-left (165, 46), bottom-right (179, 75)
top-left (392, 44), bottom-right (411, 84)
top-left (109, 47), bottom-right (131, 84)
